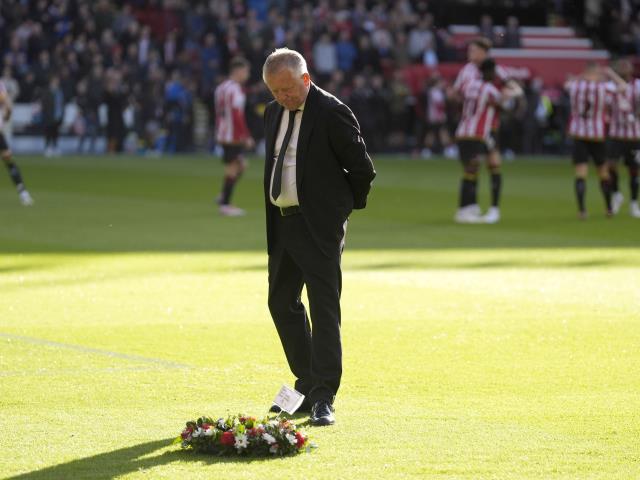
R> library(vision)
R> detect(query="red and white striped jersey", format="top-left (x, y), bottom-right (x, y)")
top-left (452, 62), bottom-right (523, 94)
top-left (453, 63), bottom-right (483, 94)
top-left (565, 79), bottom-right (615, 141)
top-left (455, 79), bottom-right (501, 140)
top-left (426, 87), bottom-right (447, 124)
top-left (214, 79), bottom-right (250, 144)
top-left (607, 79), bottom-right (640, 140)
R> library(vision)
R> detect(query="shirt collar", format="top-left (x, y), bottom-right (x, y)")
top-left (291, 98), bottom-right (306, 113)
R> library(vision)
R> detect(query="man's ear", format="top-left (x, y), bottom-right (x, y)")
top-left (302, 73), bottom-right (311, 87)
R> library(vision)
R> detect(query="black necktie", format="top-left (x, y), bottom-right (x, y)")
top-left (271, 109), bottom-right (299, 200)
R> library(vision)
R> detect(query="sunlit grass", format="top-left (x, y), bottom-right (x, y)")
top-left (0, 155), bottom-right (638, 479)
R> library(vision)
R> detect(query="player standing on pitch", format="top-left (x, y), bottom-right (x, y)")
top-left (450, 37), bottom-right (526, 223)
top-left (605, 59), bottom-right (640, 218)
top-left (0, 80), bottom-right (34, 206)
top-left (454, 59), bottom-right (523, 223)
top-left (214, 57), bottom-right (254, 217)
top-left (565, 63), bottom-right (626, 219)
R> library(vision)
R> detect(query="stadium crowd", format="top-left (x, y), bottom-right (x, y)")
top-left (0, 0), bottom-right (636, 156)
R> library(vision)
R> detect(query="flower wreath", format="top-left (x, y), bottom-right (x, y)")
top-left (175, 414), bottom-right (312, 456)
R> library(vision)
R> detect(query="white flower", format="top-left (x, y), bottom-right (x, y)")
top-left (234, 434), bottom-right (248, 449)
top-left (217, 418), bottom-right (226, 429)
top-left (269, 443), bottom-right (279, 454)
top-left (268, 420), bottom-right (279, 427)
top-left (203, 426), bottom-right (214, 437)
top-left (262, 433), bottom-right (276, 445)
top-left (286, 433), bottom-right (297, 445)
top-left (192, 428), bottom-right (202, 438)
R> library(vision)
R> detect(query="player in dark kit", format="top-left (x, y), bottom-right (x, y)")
top-left (0, 81), bottom-right (33, 206)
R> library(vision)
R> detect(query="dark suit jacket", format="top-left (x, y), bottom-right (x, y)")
top-left (264, 83), bottom-right (376, 258)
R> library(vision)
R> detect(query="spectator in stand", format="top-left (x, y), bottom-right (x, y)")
top-left (40, 74), bottom-right (64, 157)
top-left (164, 70), bottom-right (189, 153)
top-left (103, 68), bottom-right (128, 153)
top-left (369, 74), bottom-right (391, 152)
top-left (336, 30), bottom-right (358, 75)
top-left (387, 70), bottom-right (414, 149)
top-left (479, 14), bottom-right (497, 46)
top-left (522, 77), bottom-right (547, 155)
top-left (354, 34), bottom-right (380, 74)
top-left (392, 30), bottom-right (411, 69)
top-left (347, 74), bottom-right (377, 152)
top-left (312, 33), bottom-right (337, 83)
top-left (503, 16), bottom-right (522, 48)
top-left (75, 78), bottom-right (99, 154)
top-left (408, 14), bottom-right (436, 63)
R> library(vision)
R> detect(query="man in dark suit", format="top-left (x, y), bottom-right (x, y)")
top-left (262, 48), bottom-right (376, 426)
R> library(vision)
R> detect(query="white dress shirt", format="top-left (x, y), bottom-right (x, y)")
top-left (270, 102), bottom-right (305, 207)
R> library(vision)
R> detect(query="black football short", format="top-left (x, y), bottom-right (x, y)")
top-left (222, 144), bottom-right (244, 164)
top-left (0, 132), bottom-right (9, 152)
top-left (607, 139), bottom-right (640, 167)
top-left (457, 139), bottom-right (487, 164)
top-left (572, 139), bottom-right (606, 166)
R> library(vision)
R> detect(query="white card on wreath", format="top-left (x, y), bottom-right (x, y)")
top-left (273, 385), bottom-right (305, 414)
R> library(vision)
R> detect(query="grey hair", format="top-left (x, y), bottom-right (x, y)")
top-left (262, 48), bottom-right (308, 81)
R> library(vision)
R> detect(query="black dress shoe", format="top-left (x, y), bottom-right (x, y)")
top-left (310, 400), bottom-right (335, 426)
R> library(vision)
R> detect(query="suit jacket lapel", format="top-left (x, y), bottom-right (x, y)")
top-left (296, 85), bottom-right (318, 193)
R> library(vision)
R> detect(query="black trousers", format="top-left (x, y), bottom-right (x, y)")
top-left (268, 212), bottom-right (344, 405)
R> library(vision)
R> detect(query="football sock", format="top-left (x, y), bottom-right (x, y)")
top-left (575, 177), bottom-right (586, 213)
top-left (599, 178), bottom-right (612, 211)
top-left (490, 172), bottom-right (502, 207)
top-left (220, 175), bottom-right (236, 205)
top-left (629, 166), bottom-right (639, 201)
top-left (459, 177), bottom-right (477, 208)
top-left (609, 168), bottom-right (619, 193)
top-left (4, 161), bottom-right (25, 193)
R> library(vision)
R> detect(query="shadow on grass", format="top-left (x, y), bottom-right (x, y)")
top-left (6, 436), bottom-right (295, 480)
top-left (347, 257), bottom-right (636, 270)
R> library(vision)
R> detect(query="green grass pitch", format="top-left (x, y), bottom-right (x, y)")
top-left (0, 154), bottom-right (638, 479)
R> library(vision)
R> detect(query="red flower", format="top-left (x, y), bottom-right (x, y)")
top-left (220, 431), bottom-right (235, 446)
top-left (295, 432), bottom-right (306, 448)
top-left (181, 427), bottom-right (193, 440)
top-left (239, 416), bottom-right (246, 423)
top-left (247, 428), bottom-right (257, 437)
